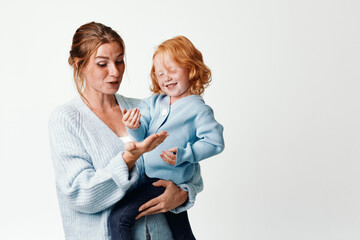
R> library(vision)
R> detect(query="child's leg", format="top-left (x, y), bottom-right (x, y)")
top-left (164, 211), bottom-right (196, 240)
top-left (108, 177), bottom-right (165, 240)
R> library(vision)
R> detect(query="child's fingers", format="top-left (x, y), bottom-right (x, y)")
top-left (130, 110), bottom-right (140, 127)
top-left (168, 147), bottom-right (177, 154)
top-left (160, 152), bottom-right (171, 165)
top-left (129, 108), bottom-right (138, 121)
top-left (122, 109), bottom-right (131, 121)
top-left (164, 150), bottom-right (176, 161)
top-left (136, 112), bottom-right (141, 126)
top-left (161, 150), bottom-right (176, 166)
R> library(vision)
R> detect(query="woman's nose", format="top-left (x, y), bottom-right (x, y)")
top-left (109, 63), bottom-right (121, 77)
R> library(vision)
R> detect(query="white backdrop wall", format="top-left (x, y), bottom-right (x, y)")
top-left (1, 0), bottom-right (359, 239)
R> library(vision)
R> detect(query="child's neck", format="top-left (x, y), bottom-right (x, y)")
top-left (170, 94), bottom-right (193, 105)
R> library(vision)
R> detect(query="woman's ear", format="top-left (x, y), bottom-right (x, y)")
top-left (74, 58), bottom-right (86, 76)
top-left (74, 57), bottom-right (80, 69)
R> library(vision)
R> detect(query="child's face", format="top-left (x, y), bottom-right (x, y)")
top-left (154, 53), bottom-right (191, 103)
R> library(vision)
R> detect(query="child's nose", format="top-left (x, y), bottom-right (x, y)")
top-left (164, 73), bottom-right (172, 81)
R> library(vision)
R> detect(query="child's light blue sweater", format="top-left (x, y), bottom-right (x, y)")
top-left (49, 94), bottom-right (203, 240)
top-left (127, 94), bottom-right (225, 184)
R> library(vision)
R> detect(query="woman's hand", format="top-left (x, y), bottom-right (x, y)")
top-left (135, 180), bottom-right (188, 219)
top-left (123, 131), bottom-right (168, 169)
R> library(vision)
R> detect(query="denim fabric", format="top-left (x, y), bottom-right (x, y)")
top-left (108, 176), bottom-right (195, 240)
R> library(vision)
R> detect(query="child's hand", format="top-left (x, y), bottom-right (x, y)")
top-left (160, 147), bottom-right (177, 166)
top-left (122, 108), bottom-right (141, 129)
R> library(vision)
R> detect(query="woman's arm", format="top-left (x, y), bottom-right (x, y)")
top-left (122, 131), bottom-right (168, 169)
top-left (135, 180), bottom-right (188, 219)
top-left (135, 163), bottom-right (203, 218)
top-left (49, 108), bottom-right (167, 214)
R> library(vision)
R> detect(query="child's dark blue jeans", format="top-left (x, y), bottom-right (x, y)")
top-left (108, 175), bottom-right (196, 240)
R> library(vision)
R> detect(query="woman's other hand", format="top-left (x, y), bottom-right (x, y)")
top-left (135, 179), bottom-right (188, 219)
top-left (123, 131), bottom-right (168, 169)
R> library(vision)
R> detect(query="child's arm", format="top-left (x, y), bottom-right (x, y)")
top-left (124, 98), bottom-right (152, 142)
top-left (161, 106), bottom-right (225, 166)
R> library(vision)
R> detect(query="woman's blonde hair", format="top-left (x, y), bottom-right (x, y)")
top-left (68, 22), bottom-right (125, 100)
top-left (150, 36), bottom-right (211, 95)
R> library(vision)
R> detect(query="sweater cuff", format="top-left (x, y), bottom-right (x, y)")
top-left (175, 147), bottom-right (190, 166)
top-left (126, 127), bottom-right (143, 142)
top-left (106, 151), bottom-right (139, 190)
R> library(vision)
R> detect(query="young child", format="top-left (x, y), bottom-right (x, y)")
top-left (108, 36), bottom-right (225, 240)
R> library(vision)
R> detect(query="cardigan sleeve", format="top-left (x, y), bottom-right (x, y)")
top-left (126, 98), bottom-right (151, 141)
top-left (171, 163), bottom-right (204, 213)
top-left (49, 108), bottom-right (139, 214)
top-left (175, 105), bottom-right (225, 166)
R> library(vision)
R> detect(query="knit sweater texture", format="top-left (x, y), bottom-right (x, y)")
top-left (127, 94), bottom-right (225, 184)
top-left (49, 94), bottom-right (203, 240)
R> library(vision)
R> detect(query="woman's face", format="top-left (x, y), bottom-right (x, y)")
top-left (82, 41), bottom-right (125, 96)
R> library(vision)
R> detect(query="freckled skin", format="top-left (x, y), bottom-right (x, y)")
top-left (83, 41), bottom-right (125, 96)
top-left (153, 53), bottom-right (191, 104)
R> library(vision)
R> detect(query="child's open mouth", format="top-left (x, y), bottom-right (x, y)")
top-left (165, 83), bottom-right (177, 88)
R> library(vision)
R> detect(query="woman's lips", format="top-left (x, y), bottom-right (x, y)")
top-left (107, 81), bottom-right (120, 86)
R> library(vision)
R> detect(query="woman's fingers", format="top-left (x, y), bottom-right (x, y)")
top-left (152, 179), bottom-right (169, 187)
top-left (139, 131), bottom-right (168, 153)
top-left (123, 131), bottom-right (169, 168)
top-left (146, 132), bottom-right (168, 150)
top-left (136, 200), bottom-right (164, 219)
top-left (138, 196), bottom-right (161, 213)
top-left (136, 180), bottom-right (187, 219)
top-left (154, 132), bottom-right (168, 145)
top-left (136, 181), bottom-right (170, 219)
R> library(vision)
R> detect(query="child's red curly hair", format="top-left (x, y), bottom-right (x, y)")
top-left (150, 36), bottom-right (211, 95)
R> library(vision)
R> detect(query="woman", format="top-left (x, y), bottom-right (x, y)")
top-left (49, 22), bottom-right (203, 240)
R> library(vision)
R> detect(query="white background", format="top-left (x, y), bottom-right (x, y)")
top-left (1, 0), bottom-right (360, 239)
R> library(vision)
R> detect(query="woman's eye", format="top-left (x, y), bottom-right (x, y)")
top-left (97, 63), bottom-right (106, 67)
top-left (116, 60), bottom-right (124, 65)
top-left (157, 72), bottom-right (163, 77)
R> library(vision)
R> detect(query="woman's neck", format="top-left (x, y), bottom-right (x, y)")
top-left (82, 90), bottom-right (118, 112)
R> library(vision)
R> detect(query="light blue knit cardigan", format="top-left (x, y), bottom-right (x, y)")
top-left (49, 94), bottom-right (203, 240)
